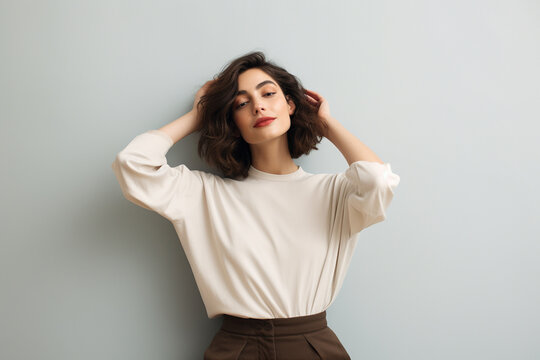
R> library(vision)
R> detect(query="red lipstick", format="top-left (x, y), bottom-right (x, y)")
top-left (254, 117), bottom-right (276, 128)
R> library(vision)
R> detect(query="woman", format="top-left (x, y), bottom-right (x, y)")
top-left (112, 51), bottom-right (400, 359)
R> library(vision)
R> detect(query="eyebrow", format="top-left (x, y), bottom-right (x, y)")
top-left (236, 80), bottom-right (277, 96)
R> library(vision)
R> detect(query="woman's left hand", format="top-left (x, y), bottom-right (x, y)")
top-left (304, 89), bottom-right (338, 137)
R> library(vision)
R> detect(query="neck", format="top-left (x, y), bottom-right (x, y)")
top-left (249, 134), bottom-right (298, 175)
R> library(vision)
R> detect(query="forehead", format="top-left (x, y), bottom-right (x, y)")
top-left (236, 68), bottom-right (278, 94)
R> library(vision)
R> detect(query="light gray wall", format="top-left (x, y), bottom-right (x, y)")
top-left (2, 0), bottom-right (539, 359)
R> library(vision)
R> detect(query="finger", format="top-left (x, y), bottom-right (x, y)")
top-left (304, 89), bottom-right (323, 101)
top-left (305, 94), bottom-right (318, 104)
top-left (304, 89), bottom-right (321, 96)
top-left (304, 90), bottom-right (319, 100)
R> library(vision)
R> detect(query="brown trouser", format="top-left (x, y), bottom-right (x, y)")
top-left (203, 310), bottom-right (351, 360)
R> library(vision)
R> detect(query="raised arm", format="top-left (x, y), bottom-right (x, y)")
top-left (159, 79), bottom-right (216, 144)
top-left (111, 80), bottom-right (216, 221)
top-left (325, 118), bottom-right (384, 166)
top-left (303, 88), bottom-right (399, 235)
top-left (303, 88), bottom-right (383, 165)
top-left (157, 110), bottom-right (199, 144)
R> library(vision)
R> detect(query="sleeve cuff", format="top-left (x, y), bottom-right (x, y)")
top-left (147, 129), bottom-right (174, 147)
top-left (345, 160), bottom-right (400, 191)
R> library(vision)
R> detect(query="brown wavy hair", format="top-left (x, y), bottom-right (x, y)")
top-left (196, 51), bottom-right (326, 180)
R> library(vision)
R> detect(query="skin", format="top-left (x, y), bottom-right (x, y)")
top-left (232, 68), bottom-right (298, 175)
top-left (159, 72), bottom-right (384, 171)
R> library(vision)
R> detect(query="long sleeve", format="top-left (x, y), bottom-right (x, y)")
top-left (343, 160), bottom-right (400, 235)
top-left (111, 129), bottom-right (203, 222)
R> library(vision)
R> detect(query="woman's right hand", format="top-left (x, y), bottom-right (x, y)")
top-left (192, 79), bottom-right (217, 115)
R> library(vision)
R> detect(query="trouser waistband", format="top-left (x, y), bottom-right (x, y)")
top-left (220, 311), bottom-right (327, 337)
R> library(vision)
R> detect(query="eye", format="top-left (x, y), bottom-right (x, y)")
top-left (235, 92), bottom-right (276, 109)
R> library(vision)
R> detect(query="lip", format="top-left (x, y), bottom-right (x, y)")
top-left (254, 117), bottom-right (276, 128)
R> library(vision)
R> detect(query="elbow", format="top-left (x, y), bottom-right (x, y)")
top-left (369, 163), bottom-right (400, 194)
top-left (381, 168), bottom-right (400, 193)
top-left (112, 151), bottom-right (125, 167)
top-left (112, 151), bottom-right (141, 174)
top-left (111, 153), bottom-right (123, 174)
top-left (113, 151), bottom-right (132, 166)
top-left (111, 153), bottom-right (135, 195)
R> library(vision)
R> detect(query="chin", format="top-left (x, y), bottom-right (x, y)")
top-left (252, 131), bottom-right (289, 145)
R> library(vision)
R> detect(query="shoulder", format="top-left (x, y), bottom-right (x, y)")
top-left (178, 165), bottom-right (241, 187)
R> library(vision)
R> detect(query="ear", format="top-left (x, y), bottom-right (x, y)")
top-left (286, 95), bottom-right (296, 115)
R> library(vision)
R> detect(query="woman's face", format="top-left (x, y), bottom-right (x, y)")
top-left (232, 68), bottom-right (296, 145)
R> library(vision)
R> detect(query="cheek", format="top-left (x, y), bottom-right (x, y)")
top-left (234, 114), bottom-right (251, 132)
top-left (278, 99), bottom-right (291, 113)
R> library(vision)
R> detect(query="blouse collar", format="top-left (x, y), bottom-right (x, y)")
top-left (247, 164), bottom-right (306, 181)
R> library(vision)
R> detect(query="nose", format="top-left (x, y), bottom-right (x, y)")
top-left (253, 101), bottom-right (265, 113)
